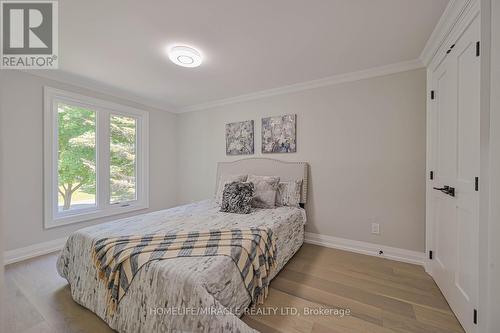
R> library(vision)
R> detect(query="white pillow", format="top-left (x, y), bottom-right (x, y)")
top-left (247, 175), bottom-right (280, 208)
top-left (215, 174), bottom-right (248, 204)
top-left (276, 180), bottom-right (302, 207)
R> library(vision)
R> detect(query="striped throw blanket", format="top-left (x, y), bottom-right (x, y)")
top-left (92, 228), bottom-right (276, 315)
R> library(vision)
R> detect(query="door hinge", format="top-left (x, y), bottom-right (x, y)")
top-left (473, 309), bottom-right (478, 324)
top-left (431, 90), bottom-right (435, 100)
top-left (430, 171), bottom-right (434, 180)
top-left (476, 41), bottom-right (480, 57)
top-left (429, 251), bottom-right (433, 260)
top-left (475, 177), bottom-right (479, 191)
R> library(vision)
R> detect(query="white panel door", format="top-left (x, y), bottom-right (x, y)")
top-left (430, 16), bottom-right (480, 333)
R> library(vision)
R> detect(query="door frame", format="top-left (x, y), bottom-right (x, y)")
top-left (425, 1), bottom-right (481, 276)
top-left (425, 0), bottom-right (492, 331)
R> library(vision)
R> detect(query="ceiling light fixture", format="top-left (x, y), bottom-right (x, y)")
top-left (168, 45), bottom-right (202, 68)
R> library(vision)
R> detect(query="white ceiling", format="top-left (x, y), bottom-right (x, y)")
top-left (56, 0), bottom-right (449, 111)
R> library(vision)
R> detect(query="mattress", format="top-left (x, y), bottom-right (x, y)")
top-left (57, 200), bottom-right (306, 333)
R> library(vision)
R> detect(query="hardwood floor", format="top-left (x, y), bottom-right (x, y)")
top-left (4, 244), bottom-right (464, 333)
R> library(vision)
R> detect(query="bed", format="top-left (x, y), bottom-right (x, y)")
top-left (57, 158), bottom-right (308, 333)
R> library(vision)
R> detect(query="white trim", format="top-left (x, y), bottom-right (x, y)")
top-left (420, 0), bottom-right (477, 66)
top-left (483, 1), bottom-right (499, 330)
top-left (178, 59), bottom-right (424, 113)
top-left (28, 59), bottom-right (425, 114)
top-left (425, 64), bottom-right (435, 276)
top-left (25, 70), bottom-right (176, 113)
top-left (4, 233), bottom-right (427, 267)
top-left (3, 237), bottom-right (67, 265)
top-left (304, 232), bottom-right (426, 266)
top-left (29, 59), bottom-right (423, 114)
top-left (43, 87), bottom-right (150, 228)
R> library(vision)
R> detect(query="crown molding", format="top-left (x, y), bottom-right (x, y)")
top-left (22, 58), bottom-right (425, 115)
top-left (21, 70), bottom-right (177, 114)
top-left (420, 0), bottom-right (477, 66)
top-left (178, 59), bottom-right (424, 113)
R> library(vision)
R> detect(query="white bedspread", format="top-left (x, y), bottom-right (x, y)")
top-left (57, 200), bottom-right (306, 333)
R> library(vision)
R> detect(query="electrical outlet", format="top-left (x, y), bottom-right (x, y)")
top-left (371, 223), bottom-right (380, 235)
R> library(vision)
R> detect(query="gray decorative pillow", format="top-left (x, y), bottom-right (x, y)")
top-left (220, 181), bottom-right (254, 214)
top-left (247, 174), bottom-right (280, 208)
top-left (276, 180), bottom-right (302, 207)
top-left (215, 174), bottom-right (248, 204)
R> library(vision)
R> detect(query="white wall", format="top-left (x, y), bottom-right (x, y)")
top-left (0, 70), bottom-right (178, 251)
top-left (176, 69), bottom-right (427, 252)
top-left (0, 68), bottom-right (427, 255)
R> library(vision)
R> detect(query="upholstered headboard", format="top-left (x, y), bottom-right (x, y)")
top-left (216, 158), bottom-right (309, 204)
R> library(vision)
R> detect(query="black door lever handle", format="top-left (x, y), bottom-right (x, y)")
top-left (433, 186), bottom-right (449, 191)
top-left (447, 186), bottom-right (455, 197)
top-left (433, 186), bottom-right (455, 197)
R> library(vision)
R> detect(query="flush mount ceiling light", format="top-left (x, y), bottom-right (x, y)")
top-left (168, 45), bottom-right (202, 68)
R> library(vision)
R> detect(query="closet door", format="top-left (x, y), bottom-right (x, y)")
top-left (430, 16), bottom-right (480, 333)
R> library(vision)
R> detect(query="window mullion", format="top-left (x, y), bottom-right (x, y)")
top-left (98, 109), bottom-right (111, 210)
top-left (136, 118), bottom-right (142, 204)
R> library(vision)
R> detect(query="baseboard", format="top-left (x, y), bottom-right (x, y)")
top-left (304, 232), bottom-right (426, 266)
top-left (4, 233), bottom-right (426, 267)
top-left (3, 237), bottom-right (67, 265)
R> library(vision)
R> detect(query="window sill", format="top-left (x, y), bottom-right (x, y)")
top-left (44, 203), bottom-right (149, 229)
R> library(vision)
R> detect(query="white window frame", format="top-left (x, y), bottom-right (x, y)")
top-left (43, 87), bottom-right (149, 228)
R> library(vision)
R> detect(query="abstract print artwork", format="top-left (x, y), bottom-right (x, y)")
top-left (225, 120), bottom-right (254, 155)
top-left (261, 114), bottom-right (296, 153)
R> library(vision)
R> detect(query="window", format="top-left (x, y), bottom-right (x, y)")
top-left (110, 115), bottom-right (137, 204)
top-left (44, 87), bottom-right (149, 228)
